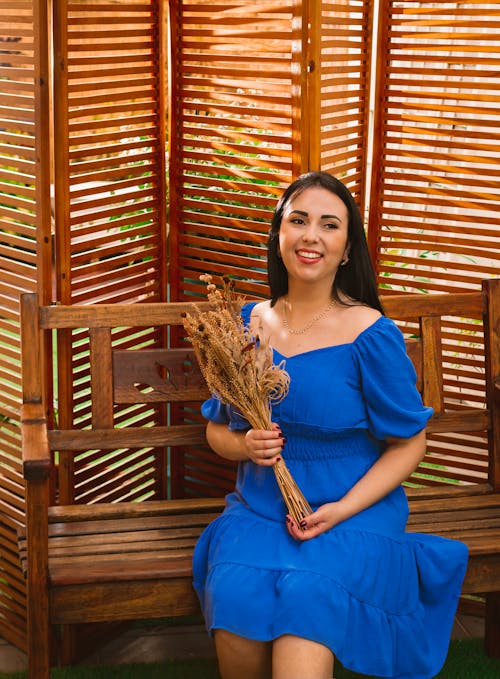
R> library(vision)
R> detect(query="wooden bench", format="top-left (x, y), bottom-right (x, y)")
top-left (18, 278), bottom-right (499, 678)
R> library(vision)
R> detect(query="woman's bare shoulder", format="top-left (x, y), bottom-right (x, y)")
top-left (248, 300), bottom-right (273, 331)
top-left (336, 301), bottom-right (382, 340)
top-left (251, 300), bottom-right (271, 314)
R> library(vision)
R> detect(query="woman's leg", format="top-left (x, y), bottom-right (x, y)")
top-left (214, 629), bottom-right (273, 679)
top-left (272, 634), bottom-right (334, 679)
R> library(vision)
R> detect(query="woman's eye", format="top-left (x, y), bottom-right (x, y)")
top-left (322, 222), bottom-right (338, 230)
top-left (290, 217), bottom-right (305, 225)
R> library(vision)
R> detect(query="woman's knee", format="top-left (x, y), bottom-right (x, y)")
top-left (214, 629), bottom-right (272, 679)
top-left (272, 634), bottom-right (334, 679)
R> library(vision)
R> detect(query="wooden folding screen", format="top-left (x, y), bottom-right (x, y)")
top-left (0, 0), bottom-right (51, 650)
top-left (368, 1), bottom-right (500, 487)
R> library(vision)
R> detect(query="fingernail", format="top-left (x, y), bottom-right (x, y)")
top-left (276, 457), bottom-right (281, 462)
top-left (300, 520), bottom-right (307, 529)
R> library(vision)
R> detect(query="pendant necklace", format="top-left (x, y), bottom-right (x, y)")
top-left (282, 297), bottom-right (335, 335)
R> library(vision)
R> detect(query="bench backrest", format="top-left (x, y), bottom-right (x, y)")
top-left (382, 279), bottom-right (499, 495)
top-left (20, 278), bottom-right (499, 505)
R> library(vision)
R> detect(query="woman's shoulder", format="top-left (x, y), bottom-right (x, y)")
top-left (336, 301), bottom-right (383, 343)
top-left (241, 300), bottom-right (271, 330)
top-left (249, 300), bottom-right (270, 314)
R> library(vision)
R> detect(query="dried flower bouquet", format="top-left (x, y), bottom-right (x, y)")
top-left (182, 274), bottom-right (312, 526)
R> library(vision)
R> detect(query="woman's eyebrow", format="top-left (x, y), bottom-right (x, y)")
top-left (288, 209), bottom-right (342, 221)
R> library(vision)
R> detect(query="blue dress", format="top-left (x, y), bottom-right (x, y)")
top-left (193, 303), bottom-right (468, 679)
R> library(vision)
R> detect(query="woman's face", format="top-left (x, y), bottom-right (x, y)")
top-left (278, 186), bottom-right (350, 288)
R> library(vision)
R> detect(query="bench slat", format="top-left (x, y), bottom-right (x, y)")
top-left (48, 424), bottom-right (208, 450)
top-left (50, 555), bottom-right (196, 586)
top-left (47, 497), bottom-right (226, 521)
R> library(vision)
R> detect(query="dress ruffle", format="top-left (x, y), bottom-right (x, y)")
top-left (193, 508), bottom-right (468, 679)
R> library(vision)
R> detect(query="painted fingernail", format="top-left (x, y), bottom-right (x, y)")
top-left (300, 520), bottom-right (307, 529)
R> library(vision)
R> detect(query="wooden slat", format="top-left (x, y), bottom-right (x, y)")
top-left (381, 291), bottom-right (484, 319)
top-left (90, 327), bottom-right (114, 427)
top-left (483, 278), bottom-right (500, 489)
top-left (421, 315), bottom-right (444, 414)
top-left (49, 575), bottom-right (200, 623)
top-left (426, 410), bottom-right (489, 434)
top-left (48, 424), bottom-right (207, 450)
top-left (47, 497), bottom-right (224, 522)
top-left (39, 301), bottom-right (212, 328)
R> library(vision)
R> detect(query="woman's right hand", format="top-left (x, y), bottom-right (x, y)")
top-left (243, 424), bottom-right (284, 466)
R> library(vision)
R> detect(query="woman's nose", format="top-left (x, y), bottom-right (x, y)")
top-left (302, 224), bottom-right (319, 242)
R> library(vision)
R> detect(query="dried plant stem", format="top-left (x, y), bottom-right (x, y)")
top-left (273, 458), bottom-right (312, 524)
top-left (183, 274), bottom-right (312, 528)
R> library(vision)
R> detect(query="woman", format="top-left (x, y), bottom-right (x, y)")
top-left (193, 171), bottom-right (468, 679)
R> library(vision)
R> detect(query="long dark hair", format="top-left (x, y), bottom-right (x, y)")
top-left (267, 171), bottom-right (384, 313)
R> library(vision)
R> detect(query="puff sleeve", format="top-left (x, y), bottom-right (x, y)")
top-left (201, 397), bottom-right (251, 431)
top-left (353, 316), bottom-right (433, 440)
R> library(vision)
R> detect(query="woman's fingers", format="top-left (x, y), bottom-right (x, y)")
top-left (287, 511), bottom-right (321, 539)
top-left (244, 428), bottom-right (284, 465)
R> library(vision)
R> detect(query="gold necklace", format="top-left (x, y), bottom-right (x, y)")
top-left (282, 297), bottom-right (335, 335)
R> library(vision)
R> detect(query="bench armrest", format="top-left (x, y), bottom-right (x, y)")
top-left (21, 403), bottom-right (51, 481)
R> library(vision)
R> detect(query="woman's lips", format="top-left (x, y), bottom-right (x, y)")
top-left (295, 249), bottom-right (322, 263)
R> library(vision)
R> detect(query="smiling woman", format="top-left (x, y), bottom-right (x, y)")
top-left (192, 172), bottom-right (468, 679)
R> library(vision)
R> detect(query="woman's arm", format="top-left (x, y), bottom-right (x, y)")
top-left (206, 420), bottom-right (284, 466)
top-left (288, 429), bottom-right (427, 540)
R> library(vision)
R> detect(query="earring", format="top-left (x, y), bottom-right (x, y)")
top-left (340, 255), bottom-right (349, 266)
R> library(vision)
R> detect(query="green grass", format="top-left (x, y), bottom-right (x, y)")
top-left (0, 639), bottom-right (498, 679)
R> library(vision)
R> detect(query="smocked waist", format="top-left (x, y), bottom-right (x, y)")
top-left (277, 425), bottom-right (381, 461)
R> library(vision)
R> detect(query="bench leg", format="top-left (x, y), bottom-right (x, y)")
top-left (27, 590), bottom-right (51, 677)
top-left (485, 592), bottom-right (500, 657)
top-left (25, 480), bottom-right (51, 679)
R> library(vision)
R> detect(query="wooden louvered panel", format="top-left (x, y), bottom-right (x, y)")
top-left (369, 0), bottom-right (500, 295)
top-left (53, 1), bottom-right (168, 506)
top-left (316, 1), bottom-right (372, 204)
top-left (169, 0), bottom-right (300, 303)
top-left (0, 0), bottom-right (51, 650)
top-left (54, 0), bottom-right (167, 307)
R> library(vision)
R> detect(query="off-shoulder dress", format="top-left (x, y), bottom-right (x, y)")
top-left (192, 302), bottom-right (468, 679)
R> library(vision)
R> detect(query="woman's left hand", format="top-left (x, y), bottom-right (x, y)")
top-left (286, 503), bottom-right (344, 541)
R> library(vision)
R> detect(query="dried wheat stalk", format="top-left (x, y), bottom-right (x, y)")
top-left (182, 274), bottom-right (312, 526)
